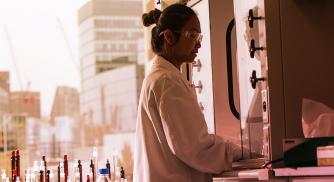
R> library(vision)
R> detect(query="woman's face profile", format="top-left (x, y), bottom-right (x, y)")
top-left (173, 15), bottom-right (202, 64)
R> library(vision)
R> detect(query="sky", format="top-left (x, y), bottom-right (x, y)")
top-left (0, 0), bottom-right (88, 116)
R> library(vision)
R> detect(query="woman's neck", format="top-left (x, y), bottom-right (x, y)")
top-left (159, 54), bottom-right (181, 70)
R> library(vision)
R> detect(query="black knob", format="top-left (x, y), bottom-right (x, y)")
top-left (249, 39), bottom-right (264, 58)
top-left (250, 70), bottom-right (265, 89)
top-left (262, 101), bottom-right (267, 112)
top-left (248, 9), bottom-right (262, 28)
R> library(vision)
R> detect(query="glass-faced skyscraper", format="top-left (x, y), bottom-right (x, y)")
top-left (78, 0), bottom-right (144, 145)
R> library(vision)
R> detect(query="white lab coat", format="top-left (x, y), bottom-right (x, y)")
top-left (133, 56), bottom-right (240, 182)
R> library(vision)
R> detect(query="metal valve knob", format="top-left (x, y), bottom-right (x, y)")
top-left (192, 59), bottom-right (202, 72)
top-left (249, 39), bottom-right (264, 58)
top-left (248, 9), bottom-right (262, 28)
top-left (250, 70), bottom-right (265, 89)
top-left (192, 80), bottom-right (203, 93)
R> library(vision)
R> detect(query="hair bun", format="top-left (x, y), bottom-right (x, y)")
top-left (142, 8), bottom-right (162, 27)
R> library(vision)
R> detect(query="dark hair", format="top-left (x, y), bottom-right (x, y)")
top-left (142, 3), bottom-right (197, 54)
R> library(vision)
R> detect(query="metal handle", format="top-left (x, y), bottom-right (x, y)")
top-left (192, 59), bottom-right (202, 72)
top-left (249, 39), bottom-right (264, 58)
top-left (248, 9), bottom-right (262, 28)
top-left (193, 80), bottom-right (203, 93)
top-left (250, 70), bottom-right (265, 89)
top-left (226, 19), bottom-right (240, 120)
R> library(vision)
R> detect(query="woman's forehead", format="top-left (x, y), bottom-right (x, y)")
top-left (182, 16), bottom-right (201, 32)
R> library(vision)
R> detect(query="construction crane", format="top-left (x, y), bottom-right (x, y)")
top-left (57, 17), bottom-right (80, 73)
top-left (3, 25), bottom-right (33, 104)
top-left (3, 25), bottom-right (24, 91)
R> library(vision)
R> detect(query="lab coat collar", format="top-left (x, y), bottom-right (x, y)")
top-left (152, 55), bottom-right (182, 77)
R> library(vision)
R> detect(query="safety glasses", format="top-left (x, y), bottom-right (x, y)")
top-left (184, 30), bottom-right (203, 43)
top-left (159, 30), bottom-right (203, 43)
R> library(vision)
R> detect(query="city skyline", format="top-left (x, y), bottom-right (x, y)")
top-left (0, 0), bottom-right (89, 116)
top-left (0, 1), bottom-right (145, 177)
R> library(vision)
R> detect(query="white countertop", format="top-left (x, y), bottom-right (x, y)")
top-left (214, 166), bottom-right (334, 180)
top-left (274, 166), bottom-right (334, 177)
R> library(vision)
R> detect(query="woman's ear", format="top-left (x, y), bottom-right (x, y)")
top-left (163, 30), bottom-right (175, 45)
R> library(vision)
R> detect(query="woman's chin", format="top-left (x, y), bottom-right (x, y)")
top-left (180, 55), bottom-right (197, 63)
top-left (187, 54), bottom-right (197, 62)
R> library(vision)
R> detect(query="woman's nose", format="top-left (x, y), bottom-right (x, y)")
top-left (196, 41), bottom-right (201, 48)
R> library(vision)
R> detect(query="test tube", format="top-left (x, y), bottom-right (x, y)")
top-left (39, 170), bottom-right (43, 182)
top-left (63, 156), bottom-right (68, 182)
top-left (42, 156), bottom-right (47, 175)
top-left (15, 150), bottom-right (20, 178)
top-left (106, 160), bottom-right (111, 180)
top-left (92, 148), bottom-right (97, 182)
top-left (77, 160), bottom-right (82, 182)
top-left (11, 151), bottom-right (16, 182)
top-left (89, 160), bottom-right (94, 182)
top-left (57, 162), bottom-right (60, 182)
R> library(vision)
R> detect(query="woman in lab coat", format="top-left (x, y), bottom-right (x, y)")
top-left (133, 3), bottom-right (241, 182)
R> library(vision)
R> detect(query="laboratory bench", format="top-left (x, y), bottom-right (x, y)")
top-left (214, 166), bottom-right (334, 181)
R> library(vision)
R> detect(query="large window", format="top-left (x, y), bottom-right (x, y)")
top-left (0, 0), bottom-right (144, 181)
